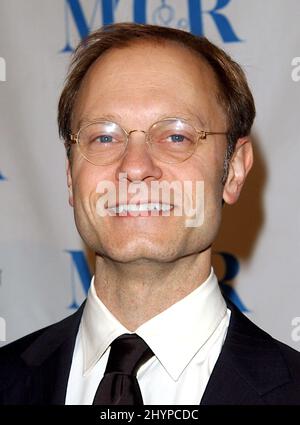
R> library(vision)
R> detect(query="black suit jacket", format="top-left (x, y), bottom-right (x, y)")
top-left (1, 299), bottom-right (300, 405)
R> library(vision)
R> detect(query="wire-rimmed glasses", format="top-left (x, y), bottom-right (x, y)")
top-left (68, 117), bottom-right (228, 165)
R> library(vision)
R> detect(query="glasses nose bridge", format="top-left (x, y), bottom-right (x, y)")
top-left (126, 128), bottom-right (150, 146)
top-left (127, 128), bottom-right (147, 137)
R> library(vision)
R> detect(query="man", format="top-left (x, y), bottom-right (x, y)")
top-left (1, 22), bottom-right (300, 405)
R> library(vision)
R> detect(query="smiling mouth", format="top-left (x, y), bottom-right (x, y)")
top-left (107, 203), bottom-right (174, 215)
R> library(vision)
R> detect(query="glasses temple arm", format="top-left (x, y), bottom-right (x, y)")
top-left (198, 131), bottom-right (228, 140)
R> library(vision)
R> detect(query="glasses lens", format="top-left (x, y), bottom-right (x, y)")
top-left (149, 119), bottom-right (197, 163)
top-left (78, 121), bottom-right (127, 165)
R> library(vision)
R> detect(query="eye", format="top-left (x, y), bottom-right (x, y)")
top-left (168, 134), bottom-right (186, 143)
top-left (95, 134), bottom-right (113, 144)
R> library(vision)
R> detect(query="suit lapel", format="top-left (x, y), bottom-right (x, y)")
top-left (19, 303), bottom-right (85, 405)
top-left (200, 299), bottom-right (291, 405)
top-left (200, 343), bottom-right (264, 404)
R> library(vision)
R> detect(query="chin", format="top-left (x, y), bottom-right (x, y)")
top-left (94, 240), bottom-right (180, 264)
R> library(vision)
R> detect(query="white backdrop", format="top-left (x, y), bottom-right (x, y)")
top-left (0, 0), bottom-right (300, 350)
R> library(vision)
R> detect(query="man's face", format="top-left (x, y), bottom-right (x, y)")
top-left (67, 41), bottom-right (230, 263)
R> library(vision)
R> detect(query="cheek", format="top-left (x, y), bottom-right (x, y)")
top-left (71, 162), bottom-right (108, 213)
top-left (183, 154), bottom-right (224, 223)
top-left (188, 151), bottom-right (224, 192)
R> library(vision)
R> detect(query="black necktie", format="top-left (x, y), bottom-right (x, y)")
top-left (93, 333), bottom-right (154, 405)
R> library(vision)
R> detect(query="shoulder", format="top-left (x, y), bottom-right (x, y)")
top-left (272, 337), bottom-right (300, 375)
top-left (0, 325), bottom-right (53, 368)
top-left (226, 299), bottom-right (300, 403)
top-left (0, 304), bottom-right (84, 383)
top-left (228, 297), bottom-right (300, 364)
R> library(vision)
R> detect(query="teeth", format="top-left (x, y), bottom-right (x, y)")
top-left (109, 203), bottom-right (172, 213)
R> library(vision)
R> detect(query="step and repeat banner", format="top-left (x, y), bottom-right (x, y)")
top-left (0, 0), bottom-right (300, 349)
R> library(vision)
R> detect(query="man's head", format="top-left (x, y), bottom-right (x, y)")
top-left (58, 23), bottom-right (255, 264)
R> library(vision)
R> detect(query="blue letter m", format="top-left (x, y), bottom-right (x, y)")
top-left (66, 250), bottom-right (91, 309)
top-left (61, 0), bottom-right (122, 52)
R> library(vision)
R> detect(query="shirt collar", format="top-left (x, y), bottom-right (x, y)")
top-left (81, 268), bottom-right (227, 381)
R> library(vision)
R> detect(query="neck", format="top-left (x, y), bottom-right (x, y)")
top-left (94, 249), bottom-right (211, 331)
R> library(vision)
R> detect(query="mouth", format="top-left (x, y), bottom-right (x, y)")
top-left (107, 203), bottom-right (174, 216)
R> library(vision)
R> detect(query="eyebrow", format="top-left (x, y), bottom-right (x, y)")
top-left (76, 110), bottom-right (207, 130)
top-left (77, 113), bottom-right (123, 129)
top-left (159, 110), bottom-right (207, 128)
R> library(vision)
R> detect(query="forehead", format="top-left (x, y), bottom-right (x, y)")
top-left (72, 40), bottom-right (224, 128)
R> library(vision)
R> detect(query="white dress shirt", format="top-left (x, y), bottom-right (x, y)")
top-left (65, 268), bottom-right (231, 405)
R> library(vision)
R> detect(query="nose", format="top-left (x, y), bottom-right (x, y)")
top-left (115, 129), bottom-right (162, 183)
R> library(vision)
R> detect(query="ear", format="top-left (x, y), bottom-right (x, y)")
top-left (66, 158), bottom-right (74, 207)
top-left (223, 137), bottom-right (253, 205)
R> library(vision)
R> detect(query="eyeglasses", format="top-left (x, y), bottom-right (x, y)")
top-left (68, 117), bottom-right (228, 165)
